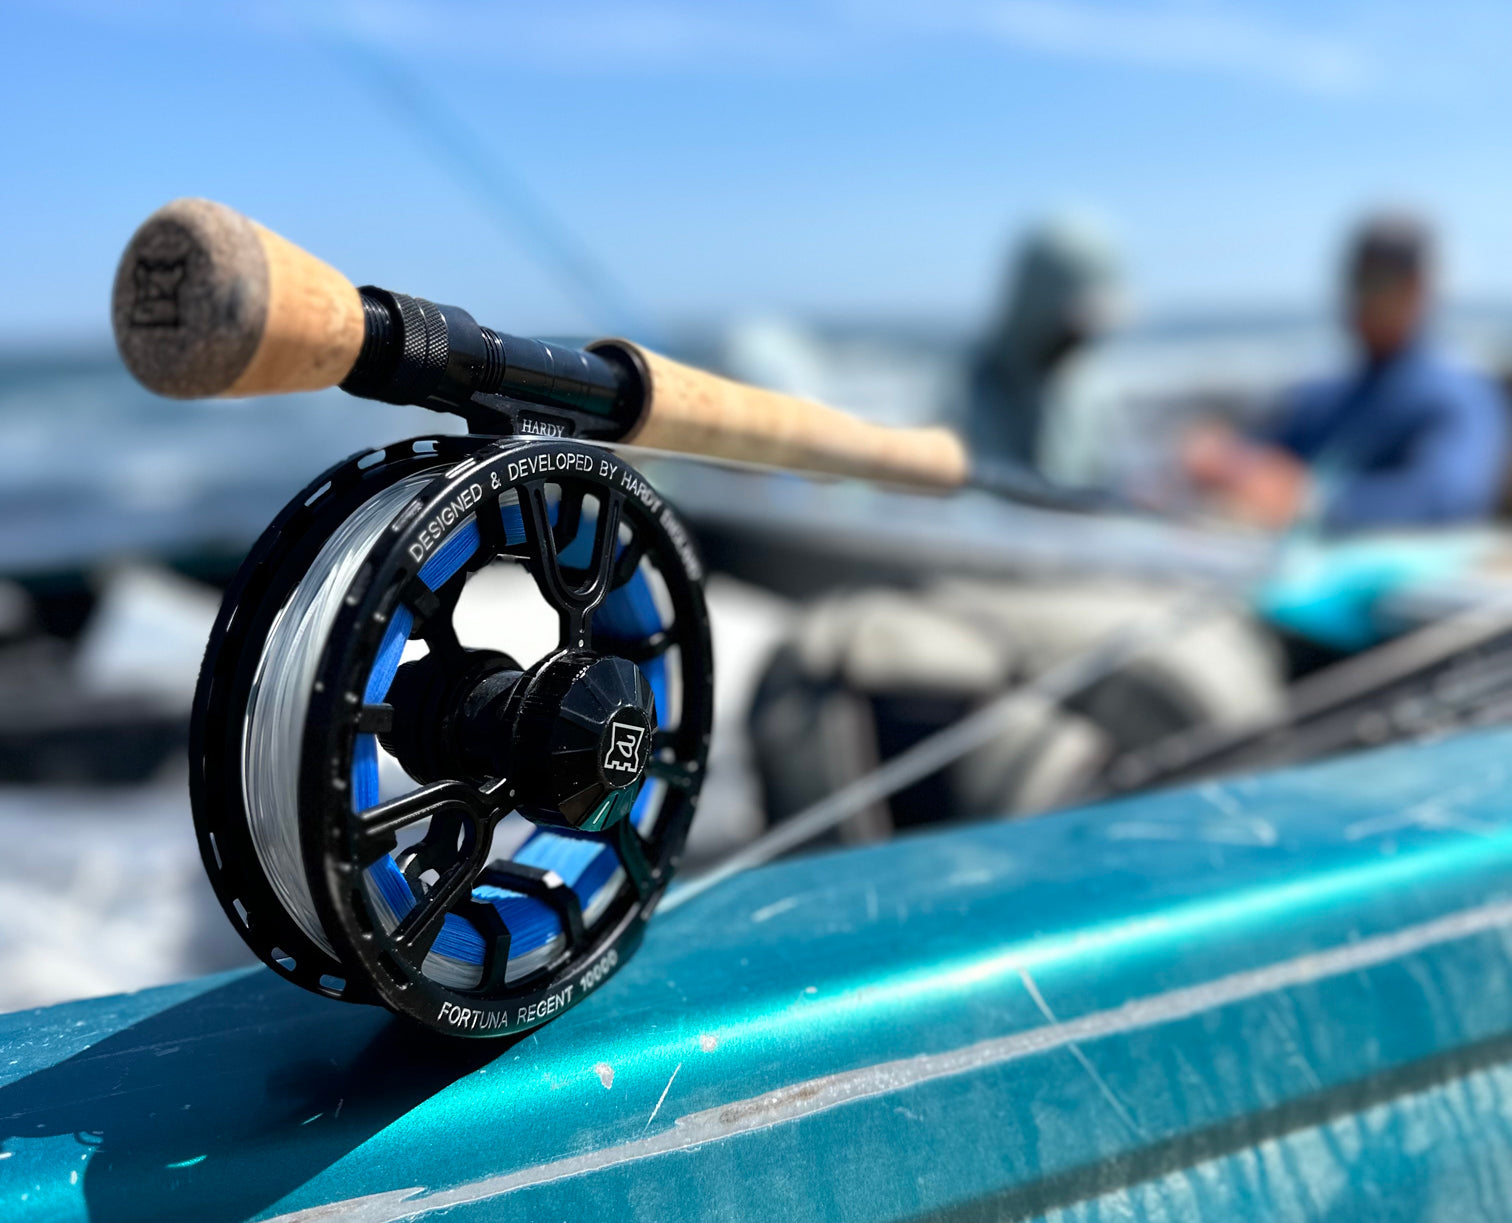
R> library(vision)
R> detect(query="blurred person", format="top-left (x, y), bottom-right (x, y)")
top-left (1184, 214), bottom-right (1509, 532)
top-left (749, 217), bottom-right (1287, 837)
top-left (962, 216), bottom-right (1122, 473)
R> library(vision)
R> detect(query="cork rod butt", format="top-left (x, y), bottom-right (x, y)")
top-left (111, 199), bottom-right (364, 399)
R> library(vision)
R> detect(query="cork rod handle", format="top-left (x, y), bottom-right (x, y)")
top-left (112, 198), bottom-right (364, 399)
top-left (111, 199), bottom-right (971, 491)
top-left (592, 341), bottom-right (970, 490)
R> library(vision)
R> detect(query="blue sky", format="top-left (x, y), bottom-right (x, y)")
top-left (4, 0), bottom-right (1512, 344)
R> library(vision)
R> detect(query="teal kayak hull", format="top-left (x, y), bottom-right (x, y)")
top-left (4, 728), bottom-right (1512, 1220)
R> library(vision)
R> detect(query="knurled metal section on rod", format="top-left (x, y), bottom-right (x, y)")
top-left (391, 293), bottom-right (451, 405)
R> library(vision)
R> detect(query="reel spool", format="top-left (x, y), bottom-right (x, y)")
top-left (193, 434), bottom-right (711, 1037)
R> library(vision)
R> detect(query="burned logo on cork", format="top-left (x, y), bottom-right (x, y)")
top-left (128, 257), bottom-right (189, 328)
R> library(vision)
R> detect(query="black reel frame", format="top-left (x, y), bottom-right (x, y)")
top-left (192, 435), bottom-right (713, 1037)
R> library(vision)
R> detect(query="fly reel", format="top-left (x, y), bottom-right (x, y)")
top-left (117, 197), bottom-right (966, 1038)
top-left (192, 434), bottom-right (711, 1037)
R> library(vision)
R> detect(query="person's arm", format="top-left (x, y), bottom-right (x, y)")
top-left (1181, 418), bottom-right (1311, 530)
top-left (1322, 380), bottom-right (1508, 531)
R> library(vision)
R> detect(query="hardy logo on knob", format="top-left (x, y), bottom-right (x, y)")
top-left (602, 717), bottom-right (648, 780)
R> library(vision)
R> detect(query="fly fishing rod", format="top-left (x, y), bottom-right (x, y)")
top-left (114, 197), bottom-right (1047, 1041)
top-left (114, 198), bottom-right (1103, 508)
top-left (116, 201), bottom-right (972, 483)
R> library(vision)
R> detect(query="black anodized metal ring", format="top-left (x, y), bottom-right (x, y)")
top-left (299, 437), bottom-right (712, 1036)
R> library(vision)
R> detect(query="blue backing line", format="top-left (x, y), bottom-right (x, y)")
top-left (418, 519), bottom-right (480, 589)
top-left (500, 499), bottom-right (525, 544)
top-left (352, 738), bottom-right (380, 812)
top-left (353, 605), bottom-right (416, 812)
top-left (596, 562), bottom-right (670, 725)
top-left (499, 493), bottom-right (559, 546)
top-left (595, 561), bottom-right (661, 638)
top-left (349, 503), bottom-right (669, 971)
top-left (557, 516), bottom-right (595, 569)
top-left (363, 606), bottom-right (417, 703)
top-left (630, 777), bottom-right (664, 832)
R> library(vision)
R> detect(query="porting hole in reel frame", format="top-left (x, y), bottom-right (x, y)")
top-left (193, 435), bottom-right (712, 1037)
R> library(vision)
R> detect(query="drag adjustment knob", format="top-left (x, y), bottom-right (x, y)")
top-left (508, 652), bottom-right (656, 831)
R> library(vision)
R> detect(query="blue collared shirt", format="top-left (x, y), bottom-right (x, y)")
top-left (1261, 342), bottom-right (1509, 532)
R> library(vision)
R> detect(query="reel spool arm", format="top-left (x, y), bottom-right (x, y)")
top-left (113, 197), bottom-right (971, 490)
